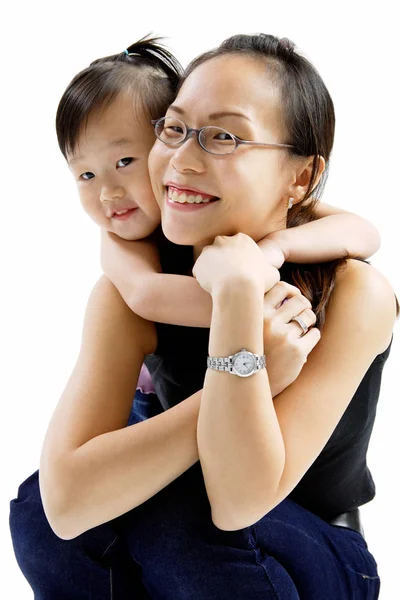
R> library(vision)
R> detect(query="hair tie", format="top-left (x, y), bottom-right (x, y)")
top-left (123, 49), bottom-right (141, 57)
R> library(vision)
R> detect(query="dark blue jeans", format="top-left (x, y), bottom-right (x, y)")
top-left (9, 390), bottom-right (161, 599)
top-left (10, 391), bottom-right (381, 599)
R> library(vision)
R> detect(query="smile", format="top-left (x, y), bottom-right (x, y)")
top-left (167, 186), bottom-right (219, 204)
top-left (111, 208), bottom-right (138, 220)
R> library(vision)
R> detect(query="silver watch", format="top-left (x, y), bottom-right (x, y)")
top-left (207, 348), bottom-right (266, 378)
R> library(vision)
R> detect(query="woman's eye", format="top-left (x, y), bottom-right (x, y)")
top-left (80, 172), bottom-right (95, 180)
top-left (214, 132), bottom-right (234, 142)
top-left (117, 157), bottom-right (134, 168)
top-left (164, 126), bottom-right (184, 137)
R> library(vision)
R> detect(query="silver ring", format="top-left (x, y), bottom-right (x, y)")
top-left (290, 316), bottom-right (309, 336)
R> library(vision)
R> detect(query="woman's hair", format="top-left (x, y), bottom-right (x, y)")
top-left (179, 33), bottom-right (400, 327)
top-left (56, 35), bottom-right (183, 159)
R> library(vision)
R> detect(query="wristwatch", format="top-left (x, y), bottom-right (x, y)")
top-left (207, 348), bottom-right (266, 378)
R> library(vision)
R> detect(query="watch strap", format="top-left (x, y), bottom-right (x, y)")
top-left (207, 351), bottom-right (266, 373)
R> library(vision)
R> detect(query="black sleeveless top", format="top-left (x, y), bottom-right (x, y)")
top-left (144, 232), bottom-right (393, 521)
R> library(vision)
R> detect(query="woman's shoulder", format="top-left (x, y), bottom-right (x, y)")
top-left (336, 258), bottom-right (394, 299)
top-left (332, 259), bottom-right (397, 354)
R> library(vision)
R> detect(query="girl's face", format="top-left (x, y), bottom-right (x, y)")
top-left (67, 92), bottom-right (160, 241)
top-left (149, 54), bottom-right (298, 254)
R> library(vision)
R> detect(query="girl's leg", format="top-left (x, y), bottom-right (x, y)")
top-left (119, 462), bottom-right (380, 600)
top-left (248, 498), bottom-right (380, 599)
top-left (9, 389), bottom-right (162, 600)
top-left (9, 469), bottom-right (143, 599)
top-left (127, 389), bottom-right (163, 424)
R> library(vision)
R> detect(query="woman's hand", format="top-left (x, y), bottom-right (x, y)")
top-left (263, 281), bottom-right (321, 397)
top-left (193, 233), bottom-right (319, 395)
top-left (192, 233), bottom-right (280, 295)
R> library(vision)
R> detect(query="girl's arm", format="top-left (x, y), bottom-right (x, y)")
top-left (264, 200), bottom-right (381, 265)
top-left (102, 202), bottom-right (380, 329)
top-left (39, 275), bottom-right (202, 540)
top-left (101, 230), bottom-right (212, 327)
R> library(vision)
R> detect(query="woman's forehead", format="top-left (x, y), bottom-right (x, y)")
top-left (176, 55), bottom-right (282, 129)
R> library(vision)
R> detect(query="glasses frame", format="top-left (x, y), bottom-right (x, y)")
top-left (151, 117), bottom-right (294, 155)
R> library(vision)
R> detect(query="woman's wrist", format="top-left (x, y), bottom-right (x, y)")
top-left (210, 274), bottom-right (267, 301)
top-left (209, 279), bottom-right (265, 356)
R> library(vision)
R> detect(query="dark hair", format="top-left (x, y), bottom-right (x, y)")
top-left (56, 35), bottom-right (183, 159)
top-left (179, 33), bottom-right (399, 326)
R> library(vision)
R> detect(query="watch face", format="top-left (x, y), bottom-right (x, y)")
top-left (233, 352), bottom-right (256, 377)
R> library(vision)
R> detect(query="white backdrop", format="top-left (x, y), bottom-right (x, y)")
top-left (1, 1), bottom-right (399, 597)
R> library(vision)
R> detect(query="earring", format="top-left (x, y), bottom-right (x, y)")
top-left (288, 197), bottom-right (294, 209)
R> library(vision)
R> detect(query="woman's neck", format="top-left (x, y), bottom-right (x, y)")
top-left (193, 243), bottom-right (208, 262)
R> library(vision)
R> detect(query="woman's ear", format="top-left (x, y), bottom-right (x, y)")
top-left (290, 156), bottom-right (326, 205)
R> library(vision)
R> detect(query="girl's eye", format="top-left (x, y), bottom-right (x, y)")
top-left (117, 157), bottom-right (134, 168)
top-left (81, 172), bottom-right (95, 180)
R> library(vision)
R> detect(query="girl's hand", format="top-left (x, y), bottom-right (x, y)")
top-left (257, 236), bottom-right (286, 269)
top-left (263, 281), bottom-right (321, 397)
top-left (192, 233), bottom-right (280, 296)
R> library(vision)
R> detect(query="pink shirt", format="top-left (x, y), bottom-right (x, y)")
top-left (137, 363), bottom-right (156, 394)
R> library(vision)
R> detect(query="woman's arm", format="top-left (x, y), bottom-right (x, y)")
top-left (39, 276), bottom-right (202, 540)
top-left (194, 237), bottom-right (395, 531)
top-left (39, 271), bottom-right (321, 540)
top-left (101, 230), bottom-right (212, 327)
top-left (264, 200), bottom-right (381, 264)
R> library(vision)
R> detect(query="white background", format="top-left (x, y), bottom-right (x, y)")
top-left (1, 1), bottom-right (399, 597)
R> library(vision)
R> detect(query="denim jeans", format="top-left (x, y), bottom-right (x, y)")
top-left (9, 390), bottom-right (161, 599)
top-left (10, 390), bottom-right (381, 599)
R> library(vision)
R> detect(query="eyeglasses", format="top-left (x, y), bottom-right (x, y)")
top-left (151, 117), bottom-right (294, 156)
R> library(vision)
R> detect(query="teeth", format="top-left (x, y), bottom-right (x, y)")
top-left (169, 189), bottom-right (213, 204)
top-left (115, 209), bottom-right (129, 215)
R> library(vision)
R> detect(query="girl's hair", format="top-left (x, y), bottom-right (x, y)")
top-left (180, 33), bottom-right (399, 327)
top-left (56, 35), bottom-right (183, 159)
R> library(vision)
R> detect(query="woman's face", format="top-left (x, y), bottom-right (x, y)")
top-left (149, 54), bottom-right (297, 252)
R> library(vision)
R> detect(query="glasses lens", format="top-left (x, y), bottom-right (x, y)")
top-left (155, 117), bottom-right (186, 145)
top-left (200, 127), bottom-right (236, 155)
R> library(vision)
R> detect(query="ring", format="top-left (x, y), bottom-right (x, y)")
top-left (290, 316), bottom-right (309, 336)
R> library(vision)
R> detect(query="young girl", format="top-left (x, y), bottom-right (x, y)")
top-left (10, 37), bottom-right (385, 600)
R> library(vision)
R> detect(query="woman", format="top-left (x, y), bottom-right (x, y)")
top-left (39, 34), bottom-right (397, 599)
